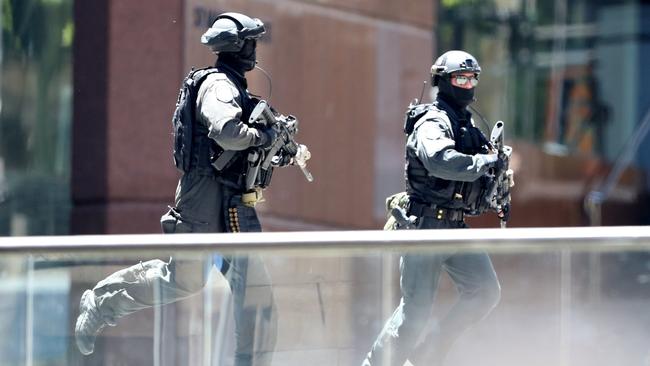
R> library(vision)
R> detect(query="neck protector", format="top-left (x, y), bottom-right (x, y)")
top-left (217, 39), bottom-right (257, 74)
top-left (437, 77), bottom-right (475, 109)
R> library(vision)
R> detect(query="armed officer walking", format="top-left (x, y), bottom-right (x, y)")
top-left (362, 50), bottom-right (512, 366)
top-left (74, 13), bottom-right (308, 366)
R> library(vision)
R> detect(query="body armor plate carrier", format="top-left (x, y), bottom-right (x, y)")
top-left (404, 103), bottom-right (495, 215)
top-left (171, 67), bottom-right (258, 184)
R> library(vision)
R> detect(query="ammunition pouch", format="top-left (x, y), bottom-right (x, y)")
top-left (461, 175), bottom-right (498, 216)
top-left (258, 166), bottom-right (274, 188)
top-left (191, 134), bottom-right (219, 170)
top-left (225, 195), bottom-right (262, 232)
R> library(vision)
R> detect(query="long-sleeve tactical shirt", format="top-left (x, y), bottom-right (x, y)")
top-left (405, 98), bottom-right (498, 208)
top-left (196, 72), bottom-right (268, 151)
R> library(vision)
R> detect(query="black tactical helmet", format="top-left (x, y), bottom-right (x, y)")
top-left (200, 12), bottom-right (265, 53)
top-left (431, 50), bottom-right (481, 86)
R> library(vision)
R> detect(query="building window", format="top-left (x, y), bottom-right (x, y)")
top-left (437, 0), bottom-right (648, 165)
top-left (0, 0), bottom-right (73, 235)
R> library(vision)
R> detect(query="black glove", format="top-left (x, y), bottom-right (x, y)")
top-left (282, 141), bottom-right (299, 157)
top-left (258, 127), bottom-right (278, 149)
top-left (273, 153), bottom-right (293, 167)
top-left (494, 153), bottom-right (508, 171)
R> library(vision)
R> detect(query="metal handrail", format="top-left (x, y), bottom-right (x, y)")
top-left (1, 226), bottom-right (650, 253)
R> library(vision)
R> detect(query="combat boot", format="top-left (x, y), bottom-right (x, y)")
top-left (75, 289), bottom-right (115, 355)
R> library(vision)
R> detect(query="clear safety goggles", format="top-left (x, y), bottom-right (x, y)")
top-left (451, 74), bottom-right (479, 87)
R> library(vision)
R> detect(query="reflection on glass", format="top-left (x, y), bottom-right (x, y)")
top-left (74, 254), bottom-right (277, 365)
top-left (435, 0), bottom-right (647, 161)
top-left (0, 0), bottom-right (73, 235)
top-left (0, 236), bottom-right (648, 366)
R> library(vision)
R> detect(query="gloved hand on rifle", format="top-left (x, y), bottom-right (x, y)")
top-left (258, 126), bottom-right (278, 149)
top-left (249, 99), bottom-right (314, 182)
top-left (493, 152), bottom-right (507, 171)
top-left (292, 144), bottom-right (310, 166)
top-left (272, 142), bottom-right (298, 167)
top-left (493, 154), bottom-right (514, 186)
top-left (271, 142), bottom-right (311, 170)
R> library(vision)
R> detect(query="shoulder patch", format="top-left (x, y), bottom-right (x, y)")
top-left (200, 73), bottom-right (237, 104)
top-left (414, 110), bottom-right (441, 130)
top-left (216, 84), bottom-right (234, 103)
top-left (418, 109), bottom-right (452, 134)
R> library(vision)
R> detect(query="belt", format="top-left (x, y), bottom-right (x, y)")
top-left (408, 201), bottom-right (464, 222)
top-left (241, 188), bottom-right (265, 207)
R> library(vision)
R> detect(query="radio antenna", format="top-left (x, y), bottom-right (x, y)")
top-left (418, 80), bottom-right (427, 104)
top-left (254, 64), bottom-right (273, 100)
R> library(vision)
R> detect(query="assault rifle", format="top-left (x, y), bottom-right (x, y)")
top-left (244, 100), bottom-right (313, 190)
top-left (489, 121), bottom-right (513, 228)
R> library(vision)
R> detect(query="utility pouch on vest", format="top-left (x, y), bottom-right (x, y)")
top-left (461, 175), bottom-right (497, 216)
top-left (404, 103), bottom-right (432, 134)
top-left (212, 150), bottom-right (237, 171)
top-left (171, 67), bottom-right (221, 173)
top-left (456, 125), bottom-right (490, 155)
top-left (258, 167), bottom-right (274, 189)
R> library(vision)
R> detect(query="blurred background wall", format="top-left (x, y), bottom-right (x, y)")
top-left (2, 0), bottom-right (649, 237)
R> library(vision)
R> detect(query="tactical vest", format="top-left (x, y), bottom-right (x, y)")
top-left (187, 68), bottom-right (258, 186)
top-left (405, 103), bottom-right (494, 214)
top-left (172, 67), bottom-right (216, 173)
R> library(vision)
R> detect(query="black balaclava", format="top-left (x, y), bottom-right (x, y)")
top-left (217, 39), bottom-right (257, 75)
top-left (437, 75), bottom-right (475, 110)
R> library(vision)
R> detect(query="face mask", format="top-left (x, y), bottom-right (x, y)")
top-left (236, 39), bottom-right (257, 71)
top-left (438, 77), bottom-right (475, 108)
top-left (218, 39), bottom-right (257, 73)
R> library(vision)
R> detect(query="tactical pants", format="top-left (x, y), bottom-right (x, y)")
top-left (362, 218), bottom-right (501, 366)
top-left (89, 174), bottom-right (277, 366)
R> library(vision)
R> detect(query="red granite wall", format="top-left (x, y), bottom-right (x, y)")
top-left (72, 0), bottom-right (185, 234)
top-left (72, 0), bottom-right (435, 234)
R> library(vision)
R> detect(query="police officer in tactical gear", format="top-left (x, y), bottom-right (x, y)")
top-left (75, 13), bottom-right (282, 366)
top-left (362, 50), bottom-right (505, 366)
